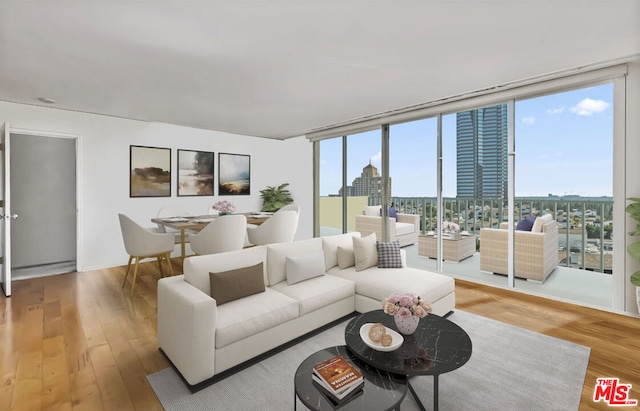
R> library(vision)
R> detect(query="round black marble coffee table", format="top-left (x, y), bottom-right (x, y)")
top-left (345, 310), bottom-right (472, 411)
top-left (294, 345), bottom-right (408, 411)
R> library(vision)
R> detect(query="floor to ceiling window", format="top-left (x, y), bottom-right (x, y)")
top-left (345, 130), bottom-right (382, 228)
top-left (312, 66), bottom-right (626, 312)
top-left (513, 83), bottom-right (614, 306)
top-left (389, 118), bottom-right (436, 230)
top-left (318, 137), bottom-right (343, 236)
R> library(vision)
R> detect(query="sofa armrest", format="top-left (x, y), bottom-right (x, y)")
top-left (355, 215), bottom-right (397, 240)
top-left (396, 213), bottom-right (419, 227)
top-left (158, 275), bottom-right (217, 385)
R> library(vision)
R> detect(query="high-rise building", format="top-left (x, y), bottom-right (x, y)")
top-left (456, 104), bottom-right (508, 198)
top-left (339, 161), bottom-right (391, 200)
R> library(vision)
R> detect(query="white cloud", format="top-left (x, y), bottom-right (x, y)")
top-left (570, 98), bottom-right (610, 116)
top-left (370, 151), bottom-right (382, 162)
top-left (522, 117), bottom-right (535, 126)
top-left (546, 107), bottom-right (565, 115)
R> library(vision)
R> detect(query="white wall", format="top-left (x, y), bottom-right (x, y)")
top-left (0, 101), bottom-right (313, 270)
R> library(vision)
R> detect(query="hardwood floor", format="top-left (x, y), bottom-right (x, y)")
top-left (1, 261), bottom-right (638, 410)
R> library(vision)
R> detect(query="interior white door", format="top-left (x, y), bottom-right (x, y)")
top-left (1, 122), bottom-right (13, 296)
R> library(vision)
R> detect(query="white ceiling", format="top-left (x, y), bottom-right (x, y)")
top-left (1, 1), bottom-right (638, 140)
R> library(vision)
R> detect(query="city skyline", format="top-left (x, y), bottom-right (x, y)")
top-left (320, 83), bottom-right (613, 198)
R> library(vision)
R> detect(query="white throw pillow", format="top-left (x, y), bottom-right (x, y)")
top-left (363, 205), bottom-right (382, 216)
top-left (353, 233), bottom-right (378, 272)
top-left (532, 213), bottom-right (553, 233)
top-left (285, 251), bottom-right (326, 285)
top-left (337, 245), bottom-right (356, 269)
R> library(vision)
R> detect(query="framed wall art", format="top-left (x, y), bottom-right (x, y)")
top-left (218, 153), bottom-right (250, 195)
top-left (130, 145), bottom-right (171, 197)
top-left (177, 149), bottom-right (214, 196)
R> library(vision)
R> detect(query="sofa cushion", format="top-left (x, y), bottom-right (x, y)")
top-left (271, 275), bottom-right (355, 316)
top-left (209, 262), bottom-right (265, 305)
top-left (376, 241), bottom-right (402, 268)
top-left (532, 213), bottom-right (553, 233)
top-left (215, 288), bottom-right (299, 348)
top-left (184, 246), bottom-right (268, 296)
top-left (516, 216), bottom-right (536, 231)
top-left (286, 251), bottom-right (326, 285)
top-left (395, 222), bottom-right (415, 236)
top-left (337, 245), bottom-right (355, 269)
top-left (267, 237), bottom-right (323, 286)
top-left (388, 206), bottom-right (398, 221)
top-left (327, 265), bottom-right (454, 307)
top-left (353, 233), bottom-right (378, 272)
top-left (322, 232), bottom-right (361, 270)
top-left (364, 205), bottom-right (382, 216)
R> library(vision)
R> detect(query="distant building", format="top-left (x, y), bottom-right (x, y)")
top-left (456, 104), bottom-right (508, 198)
top-left (340, 161), bottom-right (391, 200)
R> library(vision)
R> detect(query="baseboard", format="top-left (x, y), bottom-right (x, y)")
top-left (158, 311), bottom-right (359, 393)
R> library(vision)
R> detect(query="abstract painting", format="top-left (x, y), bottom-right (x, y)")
top-left (130, 145), bottom-right (171, 197)
top-left (218, 153), bottom-right (250, 195)
top-left (178, 149), bottom-right (214, 196)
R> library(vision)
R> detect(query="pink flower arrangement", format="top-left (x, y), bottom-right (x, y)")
top-left (212, 200), bottom-right (236, 213)
top-left (442, 221), bottom-right (460, 232)
top-left (382, 293), bottom-right (432, 319)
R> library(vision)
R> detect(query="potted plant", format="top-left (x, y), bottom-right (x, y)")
top-left (625, 197), bottom-right (640, 312)
top-left (259, 183), bottom-right (293, 212)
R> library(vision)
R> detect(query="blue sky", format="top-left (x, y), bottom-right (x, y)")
top-left (320, 83), bottom-right (613, 198)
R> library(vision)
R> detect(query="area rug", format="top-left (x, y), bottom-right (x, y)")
top-left (147, 310), bottom-right (590, 410)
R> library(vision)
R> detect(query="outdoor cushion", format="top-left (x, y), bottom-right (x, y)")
top-left (532, 213), bottom-right (553, 233)
top-left (395, 222), bottom-right (415, 236)
top-left (389, 206), bottom-right (398, 221)
top-left (516, 216), bottom-right (536, 231)
top-left (364, 205), bottom-right (382, 216)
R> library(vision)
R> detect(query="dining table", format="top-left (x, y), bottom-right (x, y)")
top-left (151, 212), bottom-right (271, 260)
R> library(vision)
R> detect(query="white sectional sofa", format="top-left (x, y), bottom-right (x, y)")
top-left (157, 232), bottom-right (455, 389)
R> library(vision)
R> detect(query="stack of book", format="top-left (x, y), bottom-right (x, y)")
top-left (312, 355), bottom-right (364, 406)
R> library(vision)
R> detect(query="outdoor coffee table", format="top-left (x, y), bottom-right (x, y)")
top-left (345, 310), bottom-right (472, 411)
top-left (294, 345), bottom-right (408, 411)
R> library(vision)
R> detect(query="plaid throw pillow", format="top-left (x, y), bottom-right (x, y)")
top-left (376, 240), bottom-right (402, 268)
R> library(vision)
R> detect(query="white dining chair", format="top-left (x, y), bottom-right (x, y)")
top-left (155, 205), bottom-right (195, 244)
top-left (276, 204), bottom-right (300, 216)
top-left (119, 214), bottom-right (175, 296)
top-left (189, 214), bottom-right (247, 255)
top-left (247, 209), bottom-right (299, 246)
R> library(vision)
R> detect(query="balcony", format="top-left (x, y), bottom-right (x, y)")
top-left (319, 195), bottom-right (614, 310)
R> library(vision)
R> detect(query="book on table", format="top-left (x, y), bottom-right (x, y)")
top-left (312, 355), bottom-right (364, 401)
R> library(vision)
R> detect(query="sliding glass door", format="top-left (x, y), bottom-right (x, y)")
top-left (313, 69), bottom-right (623, 312)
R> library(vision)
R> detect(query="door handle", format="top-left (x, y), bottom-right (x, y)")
top-left (2, 214), bottom-right (18, 220)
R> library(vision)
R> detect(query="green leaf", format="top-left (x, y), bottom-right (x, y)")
top-left (631, 271), bottom-right (640, 286)
top-left (627, 242), bottom-right (640, 261)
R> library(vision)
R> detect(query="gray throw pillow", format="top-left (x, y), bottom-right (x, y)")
top-left (376, 240), bottom-right (402, 268)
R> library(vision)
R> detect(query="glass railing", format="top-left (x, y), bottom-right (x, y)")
top-left (365, 196), bottom-right (613, 274)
